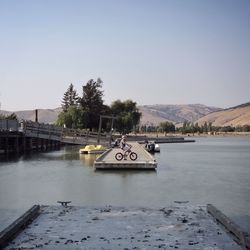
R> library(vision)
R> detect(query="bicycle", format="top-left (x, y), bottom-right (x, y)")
top-left (115, 145), bottom-right (138, 161)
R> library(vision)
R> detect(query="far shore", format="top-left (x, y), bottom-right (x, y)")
top-left (129, 132), bottom-right (250, 138)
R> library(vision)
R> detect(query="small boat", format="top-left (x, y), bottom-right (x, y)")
top-left (145, 141), bottom-right (160, 153)
top-left (79, 145), bottom-right (107, 154)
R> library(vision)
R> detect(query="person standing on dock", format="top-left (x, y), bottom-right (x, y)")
top-left (120, 135), bottom-right (131, 160)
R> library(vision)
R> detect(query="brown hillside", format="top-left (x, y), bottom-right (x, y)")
top-left (139, 104), bottom-right (221, 125)
top-left (1, 105), bottom-right (221, 126)
top-left (196, 106), bottom-right (250, 126)
top-left (139, 106), bottom-right (172, 125)
top-left (0, 108), bottom-right (62, 124)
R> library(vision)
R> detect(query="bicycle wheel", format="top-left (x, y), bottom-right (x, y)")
top-left (129, 152), bottom-right (137, 161)
top-left (115, 152), bottom-right (123, 161)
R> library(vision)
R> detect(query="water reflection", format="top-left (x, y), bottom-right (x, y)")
top-left (0, 153), bottom-right (23, 164)
top-left (95, 169), bottom-right (157, 176)
top-left (0, 138), bottom-right (250, 233)
top-left (79, 153), bottom-right (98, 167)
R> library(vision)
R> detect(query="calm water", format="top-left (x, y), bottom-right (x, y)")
top-left (0, 136), bottom-right (250, 232)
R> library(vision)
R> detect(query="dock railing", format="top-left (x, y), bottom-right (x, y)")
top-left (1, 119), bottom-right (113, 145)
top-left (0, 119), bottom-right (19, 131)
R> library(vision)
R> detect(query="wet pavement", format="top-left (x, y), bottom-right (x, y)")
top-left (5, 205), bottom-right (241, 249)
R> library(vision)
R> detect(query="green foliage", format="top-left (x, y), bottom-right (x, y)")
top-left (62, 83), bottom-right (78, 112)
top-left (219, 126), bottom-right (235, 132)
top-left (79, 78), bottom-right (106, 130)
top-left (159, 121), bottom-right (175, 133)
top-left (57, 106), bottom-right (85, 129)
top-left (176, 122), bottom-right (250, 134)
top-left (139, 122), bottom-right (250, 134)
top-left (111, 99), bottom-right (141, 134)
top-left (57, 78), bottom-right (108, 130)
top-left (0, 113), bottom-right (18, 120)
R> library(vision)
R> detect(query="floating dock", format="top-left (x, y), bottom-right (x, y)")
top-left (94, 142), bottom-right (157, 170)
top-left (1, 204), bottom-right (246, 250)
top-left (137, 137), bottom-right (195, 144)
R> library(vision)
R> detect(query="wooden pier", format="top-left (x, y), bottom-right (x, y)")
top-left (94, 142), bottom-right (157, 170)
top-left (0, 118), bottom-right (195, 156)
top-left (0, 119), bottom-right (109, 155)
top-left (1, 205), bottom-right (245, 249)
top-left (0, 131), bottom-right (61, 155)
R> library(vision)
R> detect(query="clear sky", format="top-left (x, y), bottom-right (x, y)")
top-left (0, 0), bottom-right (249, 111)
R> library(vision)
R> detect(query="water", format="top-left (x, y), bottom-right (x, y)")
top-left (0, 136), bottom-right (250, 232)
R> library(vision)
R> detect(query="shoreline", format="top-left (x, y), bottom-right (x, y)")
top-left (132, 132), bottom-right (250, 138)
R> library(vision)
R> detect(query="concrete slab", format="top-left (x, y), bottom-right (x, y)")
top-left (94, 142), bottom-right (157, 170)
top-left (4, 205), bottom-right (241, 249)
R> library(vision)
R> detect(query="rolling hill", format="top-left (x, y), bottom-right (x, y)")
top-left (139, 104), bottom-right (221, 125)
top-left (1, 103), bottom-right (249, 127)
top-left (196, 103), bottom-right (250, 127)
top-left (0, 108), bottom-right (62, 124)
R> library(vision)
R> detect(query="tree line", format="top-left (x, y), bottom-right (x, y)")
top-left (2, 78), bottom-right (249, 134)
top-left (140, 121), bottom-right (250, 134)
top-left (56, 78), bottom-right (141, 134)
top-left (0, 113), bottom-right (18, 120)
top-left (178, 121), bottom-right (250, 133)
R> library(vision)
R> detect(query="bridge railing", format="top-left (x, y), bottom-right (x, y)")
top-left (0, 119), bottom-right (19, 131)
top-left (22, 121), bottom-right (63, 141)
top-left (61, 127), bottom-right (108, 145)
top-left (21, 120), bottom-right (109, 145)
top-left (0, 119), bottom-right (110, 145)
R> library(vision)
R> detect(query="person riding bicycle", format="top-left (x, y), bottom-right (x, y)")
top-left (120, 135), bottom-right (131, 160)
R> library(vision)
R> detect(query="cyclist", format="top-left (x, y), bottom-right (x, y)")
top-left (120, 135), bottom-right (131, 160)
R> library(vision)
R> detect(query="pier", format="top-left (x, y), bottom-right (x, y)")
top-left (0, 119), bottom-right (109, 155)
top-left (0, 119), bottom-right (195, 155)
top-left (1, 204), bottom-right (246, 249)
top-left (94, 142), bottom-right (157, 170)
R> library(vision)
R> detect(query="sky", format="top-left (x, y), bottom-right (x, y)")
top-left (0, 0), bottom-right (249, 111)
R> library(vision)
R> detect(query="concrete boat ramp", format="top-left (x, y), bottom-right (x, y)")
top-left (94, 142), bottom-right (157, 170)
top-left (1, 204), bottom-right (245, 250)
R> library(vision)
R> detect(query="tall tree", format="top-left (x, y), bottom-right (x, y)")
top-left (57, 105), bottom-right (86, 129)
top-left (79, 78), bottom-right (105, 130)
top-left (111, 99), bottom-right (141, 134)
top-left (0, 113), bottom-right (18, 120)
top-left (159, 121), bottom-right (175, 133)
top-left (61, 83), bottom-right (78, 112)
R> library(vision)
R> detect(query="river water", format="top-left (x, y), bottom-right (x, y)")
top-left (0, 136), bottom-right (250, 232)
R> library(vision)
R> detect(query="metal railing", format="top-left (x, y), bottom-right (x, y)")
top-left (0, 119), bottom-right (19, 131)
top-left (0, 119), bottom-right (110, 145)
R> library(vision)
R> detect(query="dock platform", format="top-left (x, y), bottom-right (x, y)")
top-left (94, 142), bottom-right (157, 170)
top-left (2, 205), bottom-right (243, 250)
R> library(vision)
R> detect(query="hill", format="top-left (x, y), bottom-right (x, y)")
top-left (196, 103), bottom-right (250, 126)
top-left (0, 108), bottom-right (62, 124)
top-left (3, 103), bottom-right (249, 127)
top-left (139, 104), bottom-right (221, 125)
top-left (1, 104), bottom-right (222, 126)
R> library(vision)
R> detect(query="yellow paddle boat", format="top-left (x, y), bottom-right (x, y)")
top-left (79, 145), bottom-right (107, 154)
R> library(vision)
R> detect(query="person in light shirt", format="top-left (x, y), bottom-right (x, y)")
top-left (120, 135), bottom-right (131, 160)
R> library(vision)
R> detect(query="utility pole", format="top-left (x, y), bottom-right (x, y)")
top-left (35, 109), bottom-right (38, 122)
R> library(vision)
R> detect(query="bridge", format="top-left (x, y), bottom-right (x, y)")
top-left (22, 120), bottom-right (111, 145)
top-left (0, 119), bottom-right (111, 154)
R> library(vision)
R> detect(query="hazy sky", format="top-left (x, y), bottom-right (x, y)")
top-left (0, 0), bottom-right (249, 111)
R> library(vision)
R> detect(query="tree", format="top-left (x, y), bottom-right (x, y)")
top-left (159, 121), bottom-right (175, 133)
top-left (181, 120), bottom-right (189, 134)
top-left (57, 78), bottom-right (109, 130)
top-left (62, 83), bottom-right (78, 112)
top-left (0, 113), bottom-right (18, 120)
top-left (79, 78), bottom-right (105, 130)
top-left (194, 122), bottom-right (200, 133)
top-left (111, 99), bottom-right (141, 134)
top-left (57, 105), bottom-right (86, 128)
top-left (203, 122), bottom-right (208, 133)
